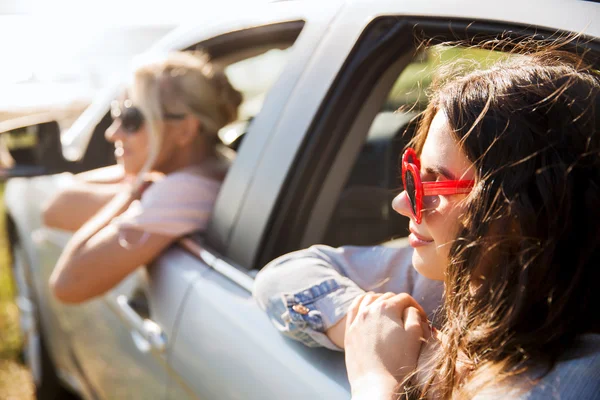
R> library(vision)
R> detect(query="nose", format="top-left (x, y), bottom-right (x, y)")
top-left (392, 190), bottom-right (415, 220)
top-left (105, 120), bottom-right (124, 143)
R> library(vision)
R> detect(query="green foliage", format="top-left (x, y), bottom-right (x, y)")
top-left (0, 184), bottom-right (20, 361)
top-left (0, 183), bottom-right (34, 398)
top-left (386, 45), bottom-right (508, 110)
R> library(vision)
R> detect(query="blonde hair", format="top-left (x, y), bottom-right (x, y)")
top-left (127, 51), bottom-right (242, 189)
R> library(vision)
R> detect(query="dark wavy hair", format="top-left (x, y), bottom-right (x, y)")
top-left (408, 44), bottom-right (600, 398)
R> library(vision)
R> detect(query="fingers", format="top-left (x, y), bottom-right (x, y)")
top-left (346, 292), bottom-right (428, 331)
top-left (391, 294), bottom-right (430, 341)
top-left (346, 293), bottom-right (367, 327)
top-left (372, 292), bottom-right (395, 304)
top-left (361, 292), bottom-right (379, 305)
top-left (346, 292), bottom-right (391, 328)
top-left (419, 320), bottom-right (432, 341)
top-left (387, 293), bottom-right (427, 318)
top-left (358, 292), bottom-right (382, 313)
top-left (403, 306), bottom-right (424, 340)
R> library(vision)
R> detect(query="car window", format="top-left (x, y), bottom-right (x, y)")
top-left (320, 45), bottom-right (511, 247)
top-left (388, 45), bottom-right (507, 110)
top-left (225, 48), bottom-right (290, 120)
top-left (218, 48), bottom-right (291, 148)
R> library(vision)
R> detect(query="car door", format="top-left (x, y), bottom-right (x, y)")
top-left (167, 1), bottom-right (600, 399)
top-left (30, 186), bottom-right (175, 399)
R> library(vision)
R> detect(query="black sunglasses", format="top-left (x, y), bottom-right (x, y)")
top-left (110, 101), bottom-right (186, 134)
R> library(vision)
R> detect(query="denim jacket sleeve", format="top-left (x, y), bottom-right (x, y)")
top-left (253, 241), bottom-right (444, 351)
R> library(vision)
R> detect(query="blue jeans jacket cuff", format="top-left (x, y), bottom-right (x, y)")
top-left (266, 279), bottom-right (344, 351)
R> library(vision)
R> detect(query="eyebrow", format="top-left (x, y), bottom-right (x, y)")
top-left (424, 165), bottom-right (458, 180)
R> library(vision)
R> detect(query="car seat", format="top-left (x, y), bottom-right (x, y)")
top-left (322, 111), bottom-right (416, 247)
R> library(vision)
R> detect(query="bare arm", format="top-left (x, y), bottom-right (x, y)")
top-left (42, 166), bottom-right (163, 232)
top-left (327, 316), bottom-right (348, 348)
top-left (42, 182), bottom-right (126, 232)
top-left (76, 164), bottom-right (127, 184)
top-left (48, 192), bottom-right (175, 303)
top-left (42, 165), bottom-right (128, 231)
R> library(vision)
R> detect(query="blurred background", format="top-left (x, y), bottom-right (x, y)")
top-left (0, 0), bottom-right (273, 133)
top-left (0, 1), bottom-right (269, 398)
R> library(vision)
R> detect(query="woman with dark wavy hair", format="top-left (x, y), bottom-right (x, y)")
top-left (347, 47), bottom-right (600, 398)
top-left (256, 44), bottom-right (600, 399)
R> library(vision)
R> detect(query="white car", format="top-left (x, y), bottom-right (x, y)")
top-left (4, 0), bottom-right (599, 399)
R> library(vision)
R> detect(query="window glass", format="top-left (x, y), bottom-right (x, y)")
top-left (387, 45), bottom-right (509, 111)
top-left (217, 47), bottom-right (292, 150)
top-left (225, 48), bottom-right (290, 120)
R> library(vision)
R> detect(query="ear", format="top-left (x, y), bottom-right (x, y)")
top-left (176, 116), bottom-right (201, 147)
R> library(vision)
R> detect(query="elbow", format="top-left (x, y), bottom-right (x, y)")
top-left (252, 270), bottom-right (271, 310)
top-left (41, 200), bottom-right (58, 228)
top-left (49, 271), bottom-right (89, 304)
top-left (253, 253), bottom-right (312, 309)
top-left (42, 190), bottom-right (83, 232)
top-left (42, 193), bottom-right (66, 230)
top-left (253, 264), bottom-right (285, 310)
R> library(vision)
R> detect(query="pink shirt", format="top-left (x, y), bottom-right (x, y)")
top-left (112, 166), bottom-right (222, 244)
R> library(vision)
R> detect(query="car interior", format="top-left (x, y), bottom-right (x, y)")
top-left (321, 110), bottom-right (415, 247)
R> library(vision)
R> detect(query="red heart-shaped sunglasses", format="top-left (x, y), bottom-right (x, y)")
top-left (401, 148), bottom-right (474, 224)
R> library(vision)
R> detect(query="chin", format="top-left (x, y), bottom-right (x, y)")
top-left (121, 159), bottom-right (144, 176)
top-left (411, 247), bottom-right (445, 281)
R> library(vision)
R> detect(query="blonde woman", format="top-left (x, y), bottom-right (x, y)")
top-left (44, 52), bottom-right (242, 304)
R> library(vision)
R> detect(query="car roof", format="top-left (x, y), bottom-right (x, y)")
top-left (150, 0), bottom-right (343, 53)
top-left (158, 0), bottom-right (599, 55)
top-left (344, 0), bottom-right (600, 38)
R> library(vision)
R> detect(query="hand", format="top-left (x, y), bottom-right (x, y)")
top-left (126, 171), bottom-right (165, 199)
top-left (344, 293), bottom-right (430, 399)
top-left (144, 171), bottom-right (165, 183)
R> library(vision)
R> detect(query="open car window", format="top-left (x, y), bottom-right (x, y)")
top-left (218, 48), bottom-right (291, 149)
top-left (226, 48), bottom-right (290, 120)
top-left (320, 44), bottom-right (512, 248)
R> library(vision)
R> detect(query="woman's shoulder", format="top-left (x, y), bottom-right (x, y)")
top-left (162, 165), bottom-right (223, 186)
top-left (148, 166), bottom-right (222, 193)
top-left (551, 333), bottom-right (600, 373)
top-left (138, 165), bottom-right (223, 208)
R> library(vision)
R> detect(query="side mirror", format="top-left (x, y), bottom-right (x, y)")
top-left (0, 120), bottom-right (70, 179)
